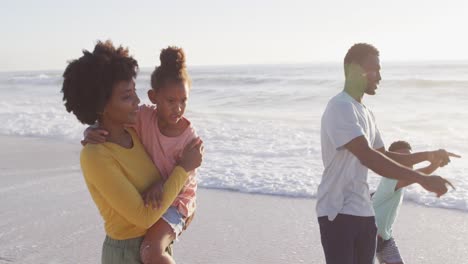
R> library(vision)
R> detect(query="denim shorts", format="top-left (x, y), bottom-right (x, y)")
top-left (162, 206), bottom-right (186, 240)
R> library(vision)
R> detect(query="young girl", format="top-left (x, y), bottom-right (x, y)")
top-left (85, 46), bottom-right (199, 264)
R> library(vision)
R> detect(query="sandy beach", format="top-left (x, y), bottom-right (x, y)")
top-left (0, 135), bottom-right (467, 264)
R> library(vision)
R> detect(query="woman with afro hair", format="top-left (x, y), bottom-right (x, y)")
top-left (62, 40), bottom-right (203, 264)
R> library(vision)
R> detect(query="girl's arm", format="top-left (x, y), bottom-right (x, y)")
top-left (82, 126), bottom-right (108, 145)
top-left (81, 105), bottom-right (150, 145)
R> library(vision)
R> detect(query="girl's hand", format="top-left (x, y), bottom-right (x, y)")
top-left (178, 137), bottom-right (204, 172)
top-left (81, 127), bottom-right (108, 145)
top-left (178, 211), bottom-right (196, 237)
top-left (183, 211), bottom-right (196, 231)
top-left (141, 181), bottom-right (164, 210)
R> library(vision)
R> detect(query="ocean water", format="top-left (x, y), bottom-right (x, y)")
top-left (0, 62), bottom-right (467, 212)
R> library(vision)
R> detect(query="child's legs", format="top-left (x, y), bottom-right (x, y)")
top-left (375, 237), bottom-right (404, 264)
top-left (140, 219), bottom-right (176, 264)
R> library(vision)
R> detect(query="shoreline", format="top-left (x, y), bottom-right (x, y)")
top-left (0, 135), bottom-right (467, 263)
top-left (2, 134), bottom-right (466, 213)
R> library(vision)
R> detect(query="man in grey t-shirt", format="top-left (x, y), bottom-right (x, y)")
top-left (317, 43), bottom-right (455, 264)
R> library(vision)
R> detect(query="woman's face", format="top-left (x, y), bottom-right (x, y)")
top-left (102, 79), bottom-right (140, 126)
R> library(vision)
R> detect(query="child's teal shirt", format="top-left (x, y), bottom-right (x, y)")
top-left (372, 177), bottom-right (404, 240)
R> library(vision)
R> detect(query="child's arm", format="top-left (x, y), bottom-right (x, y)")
top-left (81, 126), bottom-right (108, 145)
top-left (417, 161), bottom-right (442, 175)
top-left (395, 161), bottom-right (441, 190)
top-left (81, 105), bottom-right (152, 146)
top-left (140, 137), bottom-right (203, 210)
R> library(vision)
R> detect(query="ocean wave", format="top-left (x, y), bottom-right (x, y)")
top-left (2, 69), bottom-right (468, 90)
top-left (1, 73), bottom-right (62, 86)
top-left (383, 78), bottom-right (468, 88)
top-left (191, 76), bottom-right (341, 87)
top-left (1, 64), bottom-right (467, 213)
top-left (5, 76), bottom-right (468, 89)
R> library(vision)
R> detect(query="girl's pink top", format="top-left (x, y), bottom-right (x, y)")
top-left (133, 104), bottom-right (197, 217)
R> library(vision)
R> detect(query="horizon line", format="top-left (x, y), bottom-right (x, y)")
top-left (2, 59), bottom-right (468, 73)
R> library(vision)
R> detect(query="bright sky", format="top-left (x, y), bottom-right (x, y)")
top-left (1, 0), bottom-right (467, 71)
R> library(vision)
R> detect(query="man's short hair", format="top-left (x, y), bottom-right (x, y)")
top-left (388, 141), bottom-right (412, 152)
top-left (344, 43), bottom-right (380, 66)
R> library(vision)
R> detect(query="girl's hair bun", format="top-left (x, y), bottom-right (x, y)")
top-left (160, 46), bottom-right (186, 71)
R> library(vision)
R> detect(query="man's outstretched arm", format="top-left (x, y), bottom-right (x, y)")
top-left (378, 148), bottom-right (460, 168)
top-left (345, 136), bottom-right (453, 197)
top-left (395, 161), bottom-right (441, 190)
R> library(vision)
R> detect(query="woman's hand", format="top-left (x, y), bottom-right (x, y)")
top-left (183, 211), bottom-right (195, 231)
top-left (178, 137), bottom-right (204, 172)
top-left (141, 182), bottom-right (164, 210)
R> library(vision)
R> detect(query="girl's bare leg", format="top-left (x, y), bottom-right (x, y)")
top-left (140, 218), bottom-right (176, 264)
